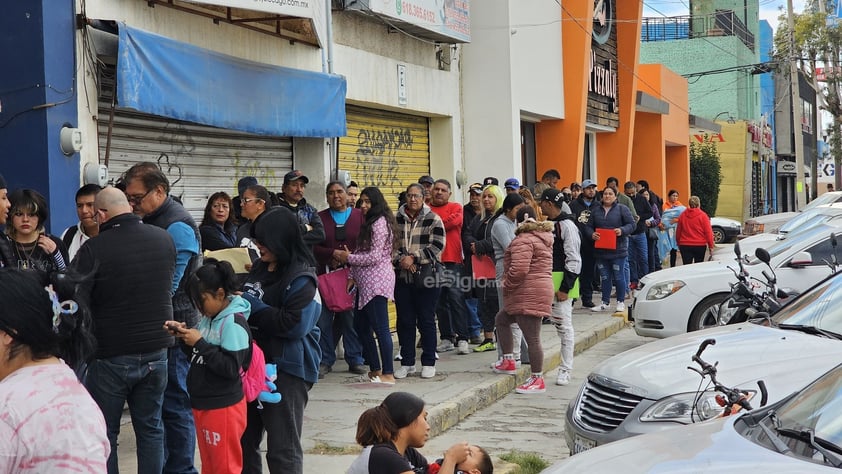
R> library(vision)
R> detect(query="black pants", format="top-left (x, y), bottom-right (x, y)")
top-left (579, 246), bottom-right (596, 303)
top-left (679, 245), bottom-right (707, 264)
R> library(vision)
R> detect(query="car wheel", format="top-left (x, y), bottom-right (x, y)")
top-left (712, 227), bottom-right (725, 244)
top-left (688, 293), bottom-right (730, 332)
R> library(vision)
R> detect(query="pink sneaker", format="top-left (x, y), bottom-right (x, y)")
top-left (515, 375), bottom-right (546, 394)
top-left (492, 358), bottom-right (517, 375)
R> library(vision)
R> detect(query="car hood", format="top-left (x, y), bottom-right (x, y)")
top-left (591, 323), bottom-right (842, 401)
top-left (549, 416), bottom-right (835, 473)
top-left (712, 234), bottom-right (778, 261)
top-left (640, 260), bottom-right (729, 287)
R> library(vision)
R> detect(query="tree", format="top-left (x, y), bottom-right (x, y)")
top-left (690, 139), bottom-right (723, 216)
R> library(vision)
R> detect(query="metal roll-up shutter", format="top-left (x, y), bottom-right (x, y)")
top-left (97, 67), bottom-right (292, 222)
top-left (339, 105), bottom-right (430, 208)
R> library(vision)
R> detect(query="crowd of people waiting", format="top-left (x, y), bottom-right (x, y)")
top-left (0, 163), bottom-right (713, 473)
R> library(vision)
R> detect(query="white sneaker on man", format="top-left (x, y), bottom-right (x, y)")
top-left (420, 366), bottom-right (436, 378)
top-left (615, 302), bottom-right (626, 313)
top-left (591, 303), bottom-right (609, 312)
top-left (556, 370), bottom-right (571, 386)
top-left (394, 365), bottom-right (416, 379)
top-left (456, 340), bottom-right (470, 355)
top-left (436, 340), bottom-right (455, 352)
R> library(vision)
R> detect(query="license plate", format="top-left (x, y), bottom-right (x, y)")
top-left (573, 434), bottom-right (596, 454)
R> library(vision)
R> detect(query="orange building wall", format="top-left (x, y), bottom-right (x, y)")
top-left (534, 1), bottom-right (591, 184)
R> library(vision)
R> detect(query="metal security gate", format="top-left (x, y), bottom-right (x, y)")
top-left (97, 67), bottom-right (292, 222)
top-left (339, 105), bottom-right (430, 208)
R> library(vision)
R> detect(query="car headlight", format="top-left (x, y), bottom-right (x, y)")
top-left (640, 391), bottom-right (755, 424)
top-left (645, 280), bottom-right (685, 300)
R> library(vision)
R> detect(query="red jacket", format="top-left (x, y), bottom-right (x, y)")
top-left (675, 207), bottom-right (714, 248)
top-left (430, 201), bottom-right (464, 264)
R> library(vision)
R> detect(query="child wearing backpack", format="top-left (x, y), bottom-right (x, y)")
top-left (165, 259), bottom-right (251, 474)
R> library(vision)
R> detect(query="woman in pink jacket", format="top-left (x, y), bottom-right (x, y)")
top-left (337, 187), bottom-right (397, 384)
top-left (675, 195), bottom-right (715, 264)
top-left (492, 207), bottom-right (554, 394)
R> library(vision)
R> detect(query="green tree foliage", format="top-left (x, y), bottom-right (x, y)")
top-left (690, 140), bottom-right (723, 216)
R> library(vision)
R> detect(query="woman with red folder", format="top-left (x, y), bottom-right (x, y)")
top-left (584, 187), bottom-right (636, 313)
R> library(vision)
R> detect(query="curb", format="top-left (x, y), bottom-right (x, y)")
top-left (426, 316), bottom-right (628, 438)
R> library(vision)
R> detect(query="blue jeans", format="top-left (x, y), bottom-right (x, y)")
top-left (85, 349), bottom-right (168, 474)
top-left (465, 297), bottom-right (481, 337)
top-left (354, 296), bottom-right (394, 374)
top-left (163, 346), bottom-right (198, 474)
top-left (597, 257), bottom-right (627, 304)
top-left (436, 263), bottom-right (469, 341)
top-left (395, 281), bottom-right (440, 367)
top-left (316, 306), bottom-right (364, 368)
top-left (628, 233), bottom-right (649, 284)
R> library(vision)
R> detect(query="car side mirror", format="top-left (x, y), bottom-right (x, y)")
top-left (789, 251), bottom-right (813, 267)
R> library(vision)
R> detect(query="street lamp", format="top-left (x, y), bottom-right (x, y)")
top-left (713, 111), bottom-right (736, 123)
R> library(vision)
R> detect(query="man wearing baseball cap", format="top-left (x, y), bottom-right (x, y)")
top-left (461, 183), bottom-right (485, 345)
top-left (539, 189), bottom-right (581, 385)
top-left (482, 177), bottom-right (499, 187)
top-left (277, 170), bottom-right (325, 250)
top-left (569, 179), bottom-right (599, 308)
top-left (504, 178), bottom-right (520, 194)
top-left (418, 175), bottom-right (435, 203)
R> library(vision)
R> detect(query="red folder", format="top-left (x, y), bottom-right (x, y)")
top-left (594, 228), bottom-right (617, 250)
top-left (471, 255), bottom-right (497, 280)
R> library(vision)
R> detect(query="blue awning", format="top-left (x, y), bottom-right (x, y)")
top-left (117, 25), bottom-right (346, 138)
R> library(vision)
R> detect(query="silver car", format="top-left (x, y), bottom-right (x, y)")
top-left (551, 361), bottom-right (842, 472)
top-left (566, 271), bottom-right (842, 453)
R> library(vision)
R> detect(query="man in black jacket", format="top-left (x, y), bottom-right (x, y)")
top-left (277, 170), bottom-right (325, 252)
top-left (569, 179), bottom-right (599, 308)
top-left (124, 162), bottom-right (201, 474)
top-left (73, 187), bottom-right (176, 473)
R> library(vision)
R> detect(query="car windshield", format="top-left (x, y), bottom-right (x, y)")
top-left (745, 226), bottom-right (831, 264)
top-left (803, 192), bottom-right (842, 212)
top-left (771, 274), bottom-right (842, 335)
top-left (778, 212), bottom-right (832, 234)
top-left (773, 363), bottom-right (842, 451)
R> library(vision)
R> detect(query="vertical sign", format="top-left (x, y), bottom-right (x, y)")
top-left (398, 64), bottom-right (407, 106)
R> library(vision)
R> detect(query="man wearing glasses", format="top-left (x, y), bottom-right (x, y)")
top-left (123, 162), bottom-right (202, 474)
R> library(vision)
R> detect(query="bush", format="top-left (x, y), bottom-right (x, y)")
top-left (690, 140), bottom-right (723, 216)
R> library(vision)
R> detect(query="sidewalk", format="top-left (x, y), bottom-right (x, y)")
top-left (116, 305), bottom-right (628, 472)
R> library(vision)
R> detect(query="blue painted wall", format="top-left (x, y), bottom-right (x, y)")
top-left (0, 1), bottom-right (79, 235)
top-left (759, 20), bottom-right (775, 144)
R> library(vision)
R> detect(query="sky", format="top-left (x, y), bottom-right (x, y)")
top-left (642, 0), bottom-right (808, 33)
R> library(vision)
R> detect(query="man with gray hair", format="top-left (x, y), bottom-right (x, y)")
top-left (73, 187), bottom-right (176, 473)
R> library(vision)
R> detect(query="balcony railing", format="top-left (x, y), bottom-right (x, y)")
top-left (641, 10), bottom-right (755, 52)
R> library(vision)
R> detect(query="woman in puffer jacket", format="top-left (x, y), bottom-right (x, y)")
top-left (491, 207), bottom-right (554, 394)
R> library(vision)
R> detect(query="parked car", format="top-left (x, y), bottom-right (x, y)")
top-left (743, 191), bottom-right (842, 236)
top-left (713, 203), bottom-right (842, 261)
top-left (710, 216), bottom-right (741, 244)
top-left (565, 270), bottom-right (842, 457)
top-left (632, 223), bottom-right (842, 338)
top-left (556, 357), bottom-right (842, 472)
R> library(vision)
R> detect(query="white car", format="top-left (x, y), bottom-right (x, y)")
top-left (743, 190), bottom-right (842, 236)
top-left (555, 361), bottom-right (842, 472)
top-left (710, 216), bottom-right (741, 244)
top-left (564, 272), bottom-right (842, 455)
top-left (632, 223), bottom-right (841, 338)
top-left (713, 203), bottom-right (842, 262)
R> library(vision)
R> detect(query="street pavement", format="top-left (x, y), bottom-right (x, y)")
top-left (116, 303), bottom-right (640, 473)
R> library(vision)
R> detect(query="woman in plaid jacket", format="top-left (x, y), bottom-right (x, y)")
top-left (392, 183), bottom-right (446, 380)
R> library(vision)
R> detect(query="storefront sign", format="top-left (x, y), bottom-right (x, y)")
top-left (748, 122), bottom-right (760, 143)
top-left (777, 160), bottom-right (797, 176)
top-left (184, 0), bottom-right (314, 18)
top-left (352, 0), bottom-right (470, 43)
top-left (692, 133), bottom-right (726, 143)
top-left (589, 52), bottom-right (617, 112)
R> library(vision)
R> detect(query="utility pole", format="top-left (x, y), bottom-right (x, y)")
top-left (788, 0), bottom-right (807, 208)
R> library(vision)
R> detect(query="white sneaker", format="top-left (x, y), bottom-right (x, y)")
top-left (591, 303), bottom-right (609, 312)
top-left (615, 302), bottom-right (626, 313)
top-left (436, 340), bottom-right (455, 352)
top-left (556, 370), bottom-right (571, 386)
top-left (456, 340), bottom-right (470, 355)
top-left (420, 365), bottom-right (436, 378)
top-left (394, 365), bottom-right (416, 379)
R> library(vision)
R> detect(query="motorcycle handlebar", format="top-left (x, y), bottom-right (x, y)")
top-left (695, 339), bottom-right (716, 358)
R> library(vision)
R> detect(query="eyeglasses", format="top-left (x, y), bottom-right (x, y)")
top-left (242, 197), bottom-right (264, 205)
top-left (126, 189), bottom-right (152, 205)
top-left (406, 193), bottom-right (423, 200)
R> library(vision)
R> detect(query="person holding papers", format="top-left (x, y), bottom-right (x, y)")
top-left (584, 186), bottom-right (635, 313)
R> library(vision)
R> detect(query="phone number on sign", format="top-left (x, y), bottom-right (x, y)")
top-left (402, 2), bottom-right (435, 22)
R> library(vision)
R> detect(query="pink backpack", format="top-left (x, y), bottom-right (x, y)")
top-left (240, 341), bottom-right (267, 403)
